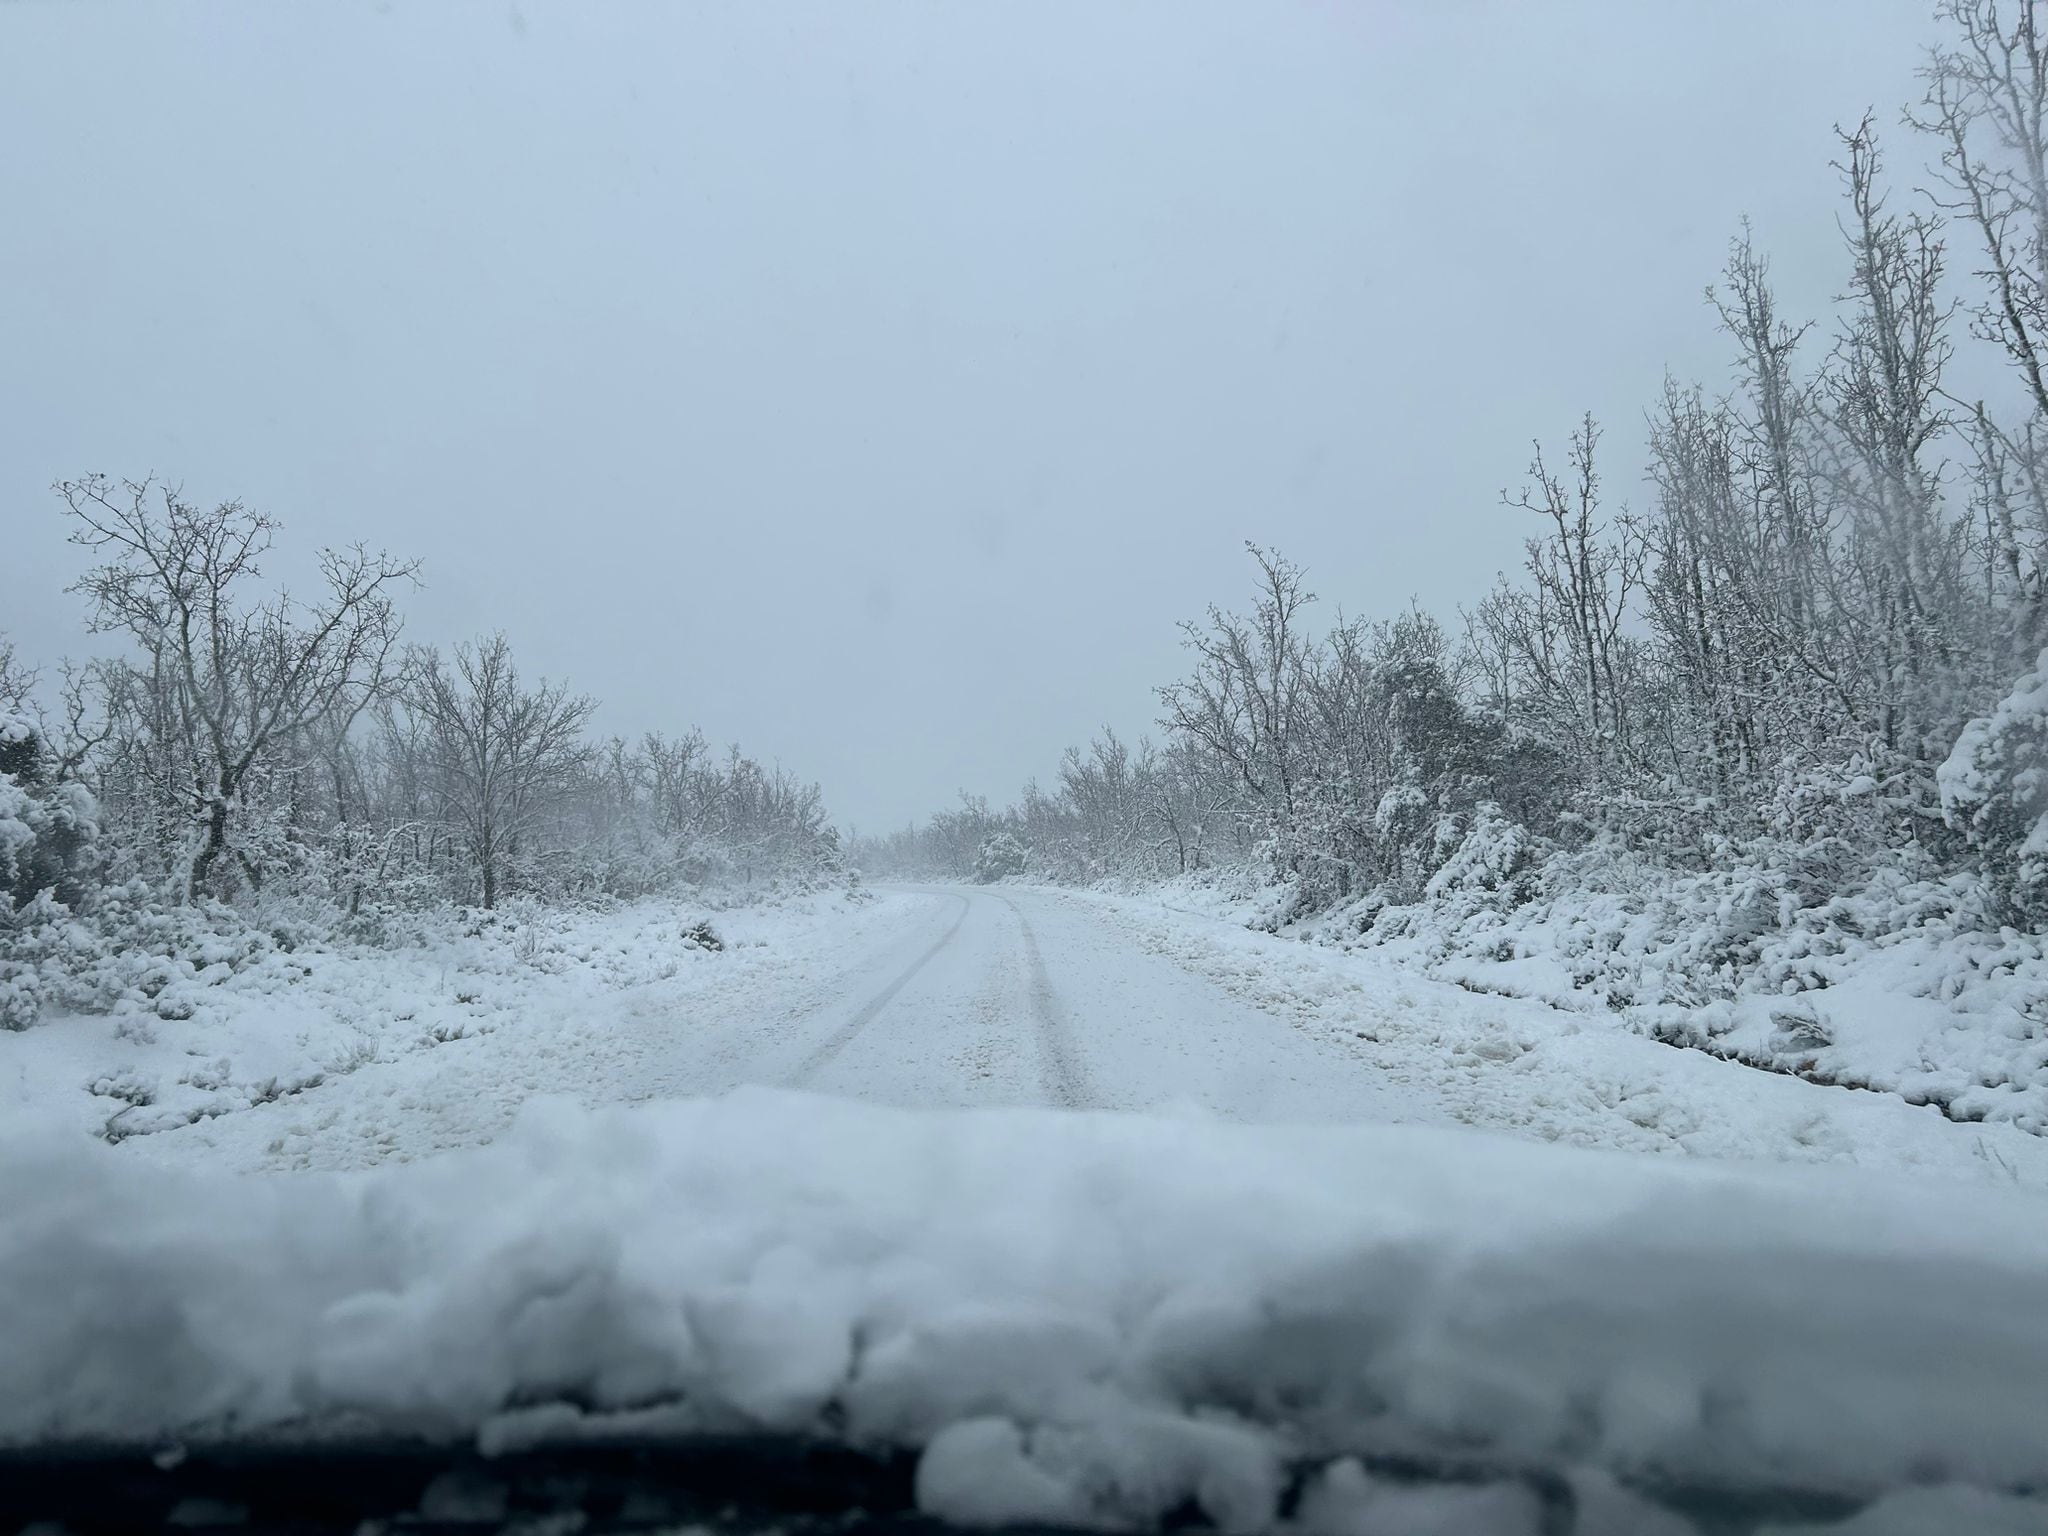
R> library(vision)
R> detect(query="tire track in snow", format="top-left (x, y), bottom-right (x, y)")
top-left (997, 894), bottom-right (1093, 1109)
top-left (784, 895), bottom-right (970, 1087)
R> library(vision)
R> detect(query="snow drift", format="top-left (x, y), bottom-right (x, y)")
top-left (3, 1089), bottom-right (2045, 1530)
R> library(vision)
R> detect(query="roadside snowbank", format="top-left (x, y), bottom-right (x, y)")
top-left (1054, 886), bottom-right (2048, 1191)
top-left (4, 1089), bottom-right (2044, 1531)
top-left (0, 887), bottom-right (916, 1159)
top-left (1107, 860), bottom-right (2048, 1139)
top-left (1338, 851), bottom-right (2048, 1137)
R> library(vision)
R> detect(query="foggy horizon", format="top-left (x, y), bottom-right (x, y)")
top-left (2, 0), bottom-right (1945, 831)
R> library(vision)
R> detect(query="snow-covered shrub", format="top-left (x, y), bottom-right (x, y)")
top-left (1368, 782), bottom-right (1430, 888)
top-left (0, 887), bottom-right (66, 1030)
top-left (0, 872), bottom-right (303, 1031)
top-left (0, 773), bottom-right (35, 908)
top-left (1, 717), bottom-right (109, 1028)
top-left (1423, 802), bottom-right (1537, 903)
top-left (1941, 650), bottom-right (2048, 929)
top-left (1763, 748), bottom-right (1916, 853)
top-left (0, 716), bottom-right (101, 915)
top-left (974, 832), bottom-right (1028, 883)
top-left (0, 968), bottom-right (41, 1031)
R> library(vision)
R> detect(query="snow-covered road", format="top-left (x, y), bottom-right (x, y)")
top-left (778, 887), bottom-right (1420, 1123)
top-left (81, 884), bottom-right (1447, 1173)
top-left (80, 879), bottom-right (2048, 1191)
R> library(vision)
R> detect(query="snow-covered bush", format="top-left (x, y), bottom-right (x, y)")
top-left (0, 771), bottom-right (35, 908)
top-left (973, 831), bottom-right (1028, 883)
top-left (1, 716), bottom-right (109, 1029)
top-left (0, 864), bottom-right (309, 1032)
top-left (0, 715), bottom-right (101, 915)
top-left (1941, 650), bottom-right (2048, 928)
top-left (1423, 801), bottom-right (1537, 903)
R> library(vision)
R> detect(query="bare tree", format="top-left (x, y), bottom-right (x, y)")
top-left (59, 475), bottom-right (417, 902)
top-left (1828, 117), bottom-right (1972, 769)
top-left (407, 634), bottom-right (595, 909)
top-left (1157, 545), bottom-right (1315, 860)
top-left (1915, 0), bottom-right (2048, 654)
top-left (0, 635), bottom-right (36, 718)
top-left (44, 661), bottom-right (119, 787)
top-left (1497, 416), bottom-right (1648, 783)
top-left (1917, 0), bottom-right (2048, 418)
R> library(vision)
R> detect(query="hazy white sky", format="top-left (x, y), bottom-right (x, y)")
top-left (1, 1), bottom-right (1947, 831)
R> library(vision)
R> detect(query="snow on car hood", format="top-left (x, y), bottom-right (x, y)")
top-left (3, 1088), bottom-right (2045, 1529)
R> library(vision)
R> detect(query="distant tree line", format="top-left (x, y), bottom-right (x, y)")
top-left (1, 476), bottom-right (839, 938)
top-left (858, 0), bottom-right (2048, 931)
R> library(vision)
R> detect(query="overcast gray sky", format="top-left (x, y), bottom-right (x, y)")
top-left (1, 1), bottom-right (1946, 831)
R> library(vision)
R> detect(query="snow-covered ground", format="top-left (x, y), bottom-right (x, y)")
top-left (1191, 844), bottom-right (2048, 1138)
top-left (1051, 886), bottom-right (2048, 1189)
top-left (2, 887), bottom-right (924, 1167)
top-left (11, 882), bottom-right (2047, 1188)
top-left (6, 882), bottom-right (2048, 1531)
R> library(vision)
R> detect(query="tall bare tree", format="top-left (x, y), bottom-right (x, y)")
top-left (1828, 117), bottom-right (1971, 773)
top-left (1491, 416), bottom-right (1647, 784)
top-left (406, 633), bottom-right (594, 909)
top-left (60, 475), bottom-right (416, 902)
top-left (1915, 0), bottom-right (2048, 656)
top-left (1157, 544), bottom-right (1315, 861)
